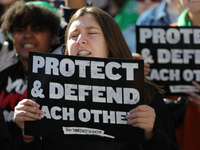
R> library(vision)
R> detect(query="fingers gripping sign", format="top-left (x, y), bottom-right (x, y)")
top-left (31, 80), bottom-right (45, 98)
top-left (14, 99), bottom-right (43, 130)
top-left (192, 81), bottom-right (200, 91)
top-left (126, 105), bottom-right (156, 140)
top-left (132, 53), bottom-right (151, 76)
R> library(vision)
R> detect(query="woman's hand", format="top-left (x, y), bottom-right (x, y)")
top-left (126, 105), bottom-right (156, 140)
top-left (132, 53), bottom-right (151, 76)
top-left (14, 99), bottom-right (43, 130)
top-left (186, 81), bottom-right (200, 108)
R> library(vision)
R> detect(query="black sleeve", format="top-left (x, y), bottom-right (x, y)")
top-left (0, 107), bottom-right (13, 150)
top-left (143, 92), bottom-right (179, 150)
top-left (13, 135), bottom-right (43, 150)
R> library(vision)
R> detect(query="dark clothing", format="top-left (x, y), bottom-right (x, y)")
top-left (0, 60), bottom-right (26, 142)
top-left (0, 107), bottom-right (12, 150)
top-left (14, 92), bottom-right (179, 150)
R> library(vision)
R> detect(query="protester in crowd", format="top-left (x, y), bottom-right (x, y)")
top-left (0, 107), bottom-right (12, 150)
top-left (14, 6), bottom-right (178, 150)
top-left (0, 0), bottom-right (37, 42)
top-left (0, 0), bottom-right (60, 144)
top-left (133, 0), bottom-right (185, 93)
top-left (121, 0), bottom-right (162, 75)
top-left (102, 0), bottom-right (156, 75)
top-left (134, 0), bottom-right (184, 116)
top-left (0, 0), bottom-right (89, 145)
top-left (122, 0), bottom-right (162, 53)
top-left (0, 0), bottom-right (51, 72)
top-left (136, 0), bottom-right (182, 26)
top-left (170, 0), bottom-right (200, 149)
top-left (0, 0), bottom-right (38, 74)
top-left (131, 0), bottom-right (183, 66)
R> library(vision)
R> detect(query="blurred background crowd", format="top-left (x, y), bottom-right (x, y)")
top-left (1, 0), bottom-right (200, 150)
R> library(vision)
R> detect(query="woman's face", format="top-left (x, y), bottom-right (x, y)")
top-left (180, 0), bottom-right (200, 13)
top-left (13, 24), bottom-right (56, 65)
top-left (67, 14), bottom-right (109, 58)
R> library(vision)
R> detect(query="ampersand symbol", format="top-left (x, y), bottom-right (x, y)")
top-left (31, 80), bottom-right (45, 98)
top-left (141, 48), bottom-right (154, 64)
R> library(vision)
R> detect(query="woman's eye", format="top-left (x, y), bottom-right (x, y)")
top-left (89, 32), bottom-right (96, 35)
top-left (71, 35), bottom-right (77, 39)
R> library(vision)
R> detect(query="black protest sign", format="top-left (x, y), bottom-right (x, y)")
top-left (136, 26), bottom-right (200, 95)
top-left (25, 51), bottom-right (145, 144)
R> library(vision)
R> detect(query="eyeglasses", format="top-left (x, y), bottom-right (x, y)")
top-left (41, 0), bottom-right (65, 8)
top-left (136, 0), bottom-right (162, 2)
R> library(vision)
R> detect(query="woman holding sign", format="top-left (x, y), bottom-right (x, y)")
top-left (171, 1), bottom-right (200, 150)
top-left (14, 6), bottom-right (178, 150)
top-left (0, 0), bottom-right (88, 146)
top-left (0, 0), bottom-right (60, 145)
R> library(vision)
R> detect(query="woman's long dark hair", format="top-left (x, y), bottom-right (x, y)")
top-left (1, 1), bottom-right (60, 38)
top-left (65, 6), bottom-right (165, 104)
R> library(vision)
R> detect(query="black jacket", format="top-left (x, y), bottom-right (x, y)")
top-left (0, 107), bottom-right (12, 150)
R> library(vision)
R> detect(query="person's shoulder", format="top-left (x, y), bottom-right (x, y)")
top-left (0, 47), bottom-right (19, 72)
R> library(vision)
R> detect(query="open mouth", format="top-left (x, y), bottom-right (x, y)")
top-left (23, 44), bottom-right (35, 49)
top-left (77, 50), bottom-right (91, 56)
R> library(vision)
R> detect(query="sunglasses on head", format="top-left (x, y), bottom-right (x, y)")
top-left (136, 0), bottom-right (162, 2)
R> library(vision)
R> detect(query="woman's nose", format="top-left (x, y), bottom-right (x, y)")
top-left (24, 30), bottom-right (33, 39)
top-left (76, 34), bottom-right (87, 45)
